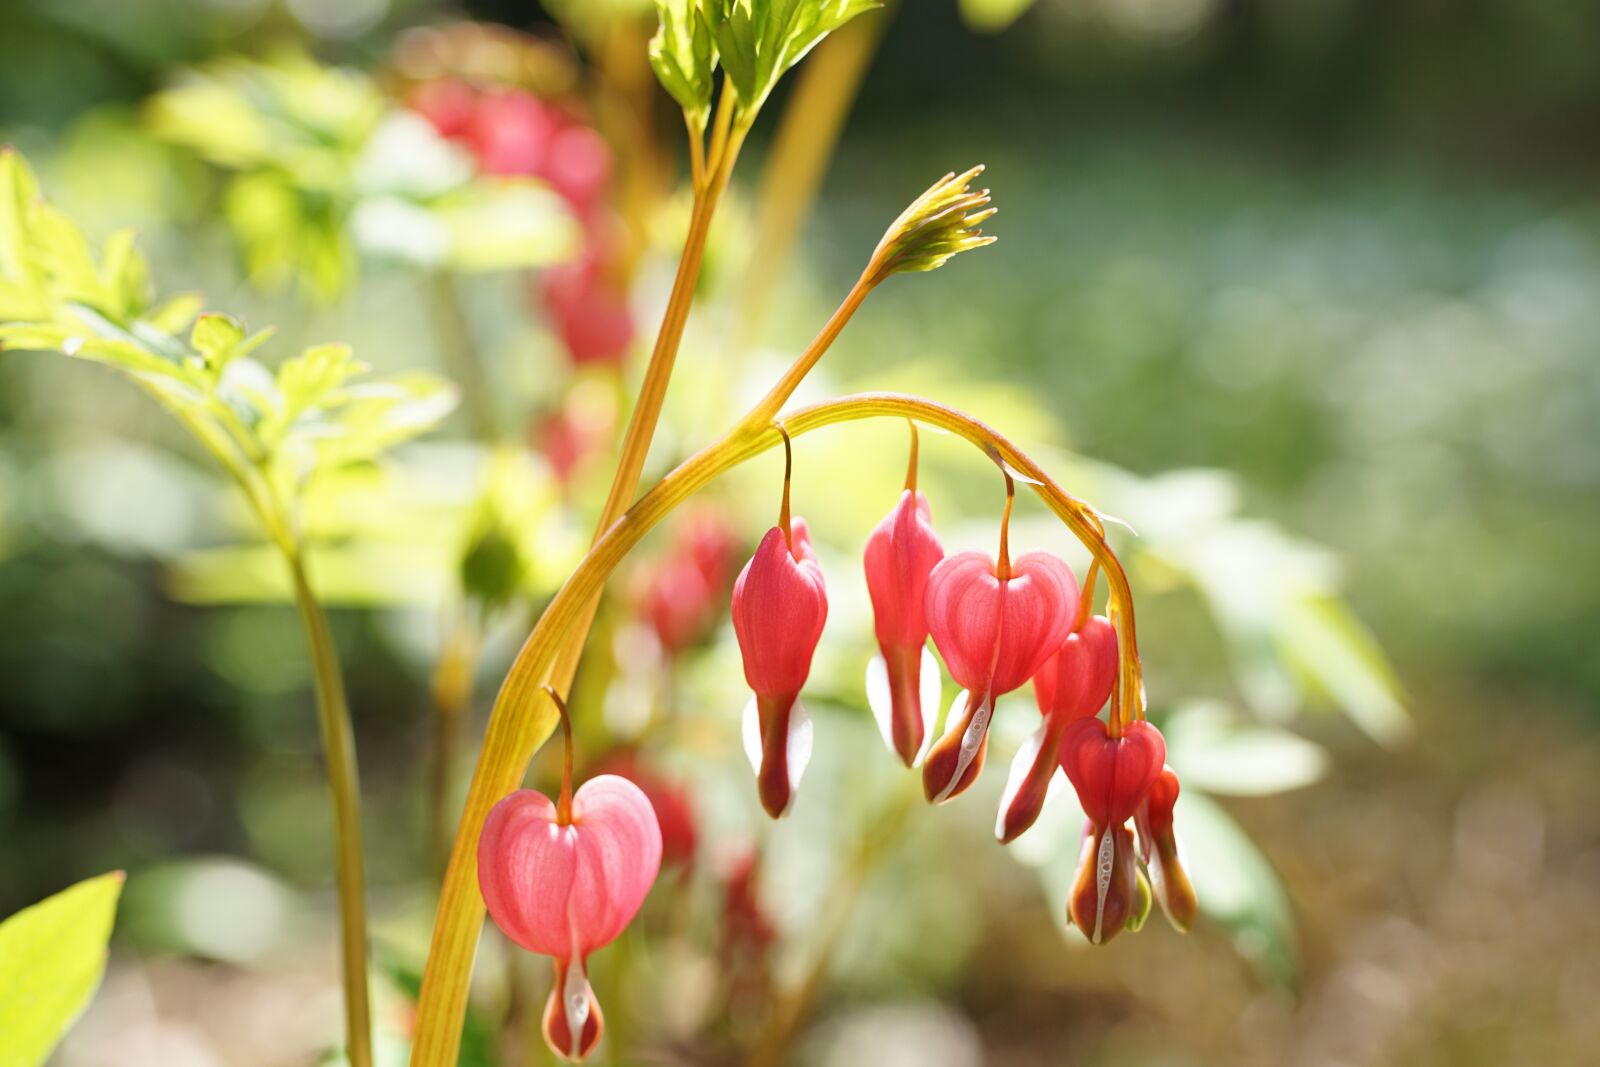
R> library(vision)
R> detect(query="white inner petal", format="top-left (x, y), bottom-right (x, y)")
top-left (995, 716), bottom-right (1050, 841)
top-left (865, 653), bottom-right (896, 756)
top-left (916, 646), bottom-right (941, 768)
top-left (740, 693), bottom-right (815, 818)
top-left (563, 956), bottom-right (589, 1059)
top-left (741, 694), bottom-right (763, 776)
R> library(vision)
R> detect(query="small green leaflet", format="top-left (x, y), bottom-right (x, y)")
top-left (0, 872), bottom-right (125, 1067)
top-left (959, 0), bottom-right (1036, 34)
top-left (649, 0), bottom-right (719, 124)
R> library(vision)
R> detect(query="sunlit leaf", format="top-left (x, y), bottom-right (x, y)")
top-left (0, 150), bottom-right (44, 315)
top-left (0, 872), bottom-right (124, 1067)
top-left (433, 181), bottom-right (581, 273)
top-left (167, 541), bottom-right (457, 607)
top-left (190, 312), bottom-right (244, 372)
top-left (650, 0), bottom-right (720, 125)
top-left (147, 292), bottom-right (204, 336)
top-left (714, 0), bottom-right (880, 118)
top-left (1279, 594), bottom-right (1410, 745)
top-left (1162, 701), bottom-right (1329, 796)
top-left (959, 0), bottom-right (1036, 33)
top-left (1178, 792), bottom-right (1299, 989)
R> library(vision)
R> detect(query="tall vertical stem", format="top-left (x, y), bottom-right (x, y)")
top-left (286, 550), bottom-right (372, 1067)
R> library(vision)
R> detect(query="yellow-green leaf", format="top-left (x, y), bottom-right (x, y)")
top-left (0, 872), bottom-right (125, 1067)
top-left (959, 0), bottom-right (1036, 33)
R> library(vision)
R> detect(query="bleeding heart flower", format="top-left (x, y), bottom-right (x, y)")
top-left (996, 614), bottom-right (1119, 843)
top-left (863, 484), bottom-right (945, 767)
top-left (719, 847), bottom-right (777, 1017)
top-left (478, 691), bottom-right (662, 1062)
top-left (920, 549), bottom-right (1078, 803)
top-left (1058, 717), bottom-right (1166, 830)
top-left (408, 78), bottom-right (478, 140)
top-left (731, 518), bottom-right (827, 818)
top-left (540, 255), bottom-right (634, 368)
top-left (640, 552), bottom-right (715, 653)
top-left (545, 124), bottom-right (613, 218)
top-left (1056, 717), bottom-right (1165, 945)
top-left (1033, 614), bottom-right (1118, 722)
top-left (1066, 819), bottom-right (1141, 945)
top-left (1135, 765), bottom-right (1197, 932)
top-left (468, 89), bottom-right (558, 176)
top-left (591, 748), bottom-right (698, 871)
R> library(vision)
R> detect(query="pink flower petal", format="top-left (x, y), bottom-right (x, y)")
top-left (730, 520), bottom-right (828, 697)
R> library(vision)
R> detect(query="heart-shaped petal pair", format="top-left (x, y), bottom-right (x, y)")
top-left (924, 550), bottom-right (1079, 696)
top-left (478, 776), bottom-right (662, 1061)
top-left (1032, 614), bottom-right (1118, 721)
top-left (1058, 717), bottom-right (1166, 829)
top-left (921, 550), bottom-right (1078, 803)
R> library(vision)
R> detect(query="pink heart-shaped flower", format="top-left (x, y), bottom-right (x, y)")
top-left (924, 550), bottom-right (1078, 696)
top-left (478, 776), bottom-right (662, 1061)
top-left (1058, 718), bottom-right (1166, 830)
top-left (1033, 614), bottom-right (1118, 721)
top-left (863, 489), bottom-right (945, 766)
top-left (731, 519), bottom-right (828, 699)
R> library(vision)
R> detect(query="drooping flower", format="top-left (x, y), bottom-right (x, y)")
top-left (996, 612), bottom-right (1118, 843)
top-left (863, 427), bottom-right (945, 766)
top-left (478, 690), bottom-right (662, 1062)
top-left (637, 508), bottom-right (739, 653)
top-left (545, 124), bottom-right (612, 219)
top-left (467, 89), bottom-right (558, 176)
top-left (534, 379), bottom-right (617, 487)
top-left (1136, 764), bottom-right (1198, 932)
top-left (719, 846), bottom-right (777, 1019)
top-left (731, 518), bottom-right (827, 817)
top-left (539, 256), bottom-right (634, 367)
top-left (920, 473), bottom-right (1077, 804)
top-left (591, 748), bottom-right (698, 871)
top-left (1058, 716), bottom-right (1165, 944)
top-left (408, 78), bottom-right (477, 139)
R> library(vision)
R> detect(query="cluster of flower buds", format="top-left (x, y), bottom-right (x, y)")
top-left (407, 78), bottom-right (634, 369)
top-left (727, 423), bottom-right (1196, 941)
top-left (477, 689), bottom-right (662, 1062)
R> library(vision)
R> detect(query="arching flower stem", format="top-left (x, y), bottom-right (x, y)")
top-left (410, 392), bottom-right (1143, 1066)
top-left (776, 422), bottom-right (794, 550)
top-left (995, 466), bottom-right (1015, 582)
top-left (544, 686), bottom-right (575, 826)
top-left (904, 419), bottom-right (919, 492)
top-left (1075, 560), bottom-right (1100, 633)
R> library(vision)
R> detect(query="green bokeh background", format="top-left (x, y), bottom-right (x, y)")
top-left (3, 1), bottom-right (1598, 1065)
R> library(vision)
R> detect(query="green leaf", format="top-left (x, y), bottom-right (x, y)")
top-left (0, 149), bottom-right (43, 302)
top-left (1162, 702), bottom-right (1329, 796)
top-left (715, 0), bottom-right (880, 118)
top-left (649, 0), bottom-right (719, 125)
top-left (431, 180), bottom-right (580, 273)
top-left (191, 312), bottom-right (245, 371)
top-left (0, 872), bottom-right (125, 1067)
top-left (147, 292), bottom-right (205, 336)
top-left (959, 0), bottom-right (1036, 33)
top-left (309, 370), bottom-right (460, 467)
top-left (1178, 793), bottom-right (1300, 989)
top-left (276, 343), bottom-right (363, 419)
top-left (1279, 594), bottom-right (1410, 746)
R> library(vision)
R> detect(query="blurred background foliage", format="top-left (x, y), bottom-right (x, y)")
top-left (2, 0), bottom-right (1598, 1065)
